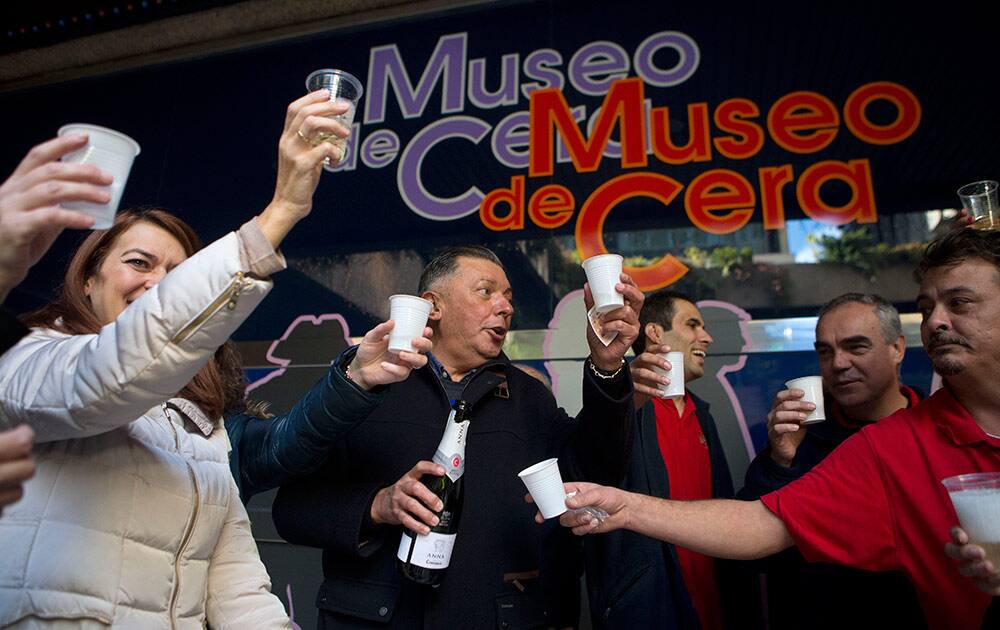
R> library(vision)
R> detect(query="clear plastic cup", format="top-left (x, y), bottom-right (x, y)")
top-left (653, 351), bottom-right (685, 398)
top-left (57, 124), bottom-right (141, 229)
top-left (785, 376), bottom-right (826, 424)
top-left (518, 458), bottom-right (568, 519)
top-left (387, 294), bottom-right (432, 354)
top-left (582, 254), bottom-right (624, 314)
top-left (942, 472), bottom-right (1000, 567)
top-left (305, 69), bottom-right (363, 170)
top-left (957, 180), bottom-right (999, 230)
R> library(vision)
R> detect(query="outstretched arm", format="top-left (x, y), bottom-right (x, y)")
top-left (553, 481), bottom-right (795, 561)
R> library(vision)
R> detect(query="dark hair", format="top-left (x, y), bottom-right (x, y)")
top-left (23, 208), bottom-right (245, 419)
top-left (817, 293), bottom-right (902, 344)
top-left (914, 228), bottom-right (1000, 284)
top-left (418, 245), bottom-right (505, 294)
top-left (633, 289), bottom-right (694, 354)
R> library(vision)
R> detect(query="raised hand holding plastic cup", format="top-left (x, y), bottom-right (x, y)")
top-left (581, 254), bottom-right (625, 314)
top-left (957, 180), bottom-right (999, 230)
top-left (304, 69), bottom-right (363, 171)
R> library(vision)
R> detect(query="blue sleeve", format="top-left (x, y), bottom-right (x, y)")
top-left (737, 445), bottom-right (807, 500)
top-left (232, 346), bottom-right (385, 502)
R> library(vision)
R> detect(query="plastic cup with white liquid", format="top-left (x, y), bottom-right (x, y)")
top-left (305, 69), bottom-right (363, 170)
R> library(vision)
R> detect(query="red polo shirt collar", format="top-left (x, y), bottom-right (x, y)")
top-left (928, 385), bottom-right (1000, 447)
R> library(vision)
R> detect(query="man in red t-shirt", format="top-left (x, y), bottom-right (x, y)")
top-left (555, 229), bottom-right (1000, 630)
top-left (582, 290), bottom-right (747, 630)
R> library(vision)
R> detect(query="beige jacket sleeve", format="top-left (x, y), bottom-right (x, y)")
top-left (0, 225), bottom-right (283, 441)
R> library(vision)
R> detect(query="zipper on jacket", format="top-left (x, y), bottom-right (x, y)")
top-left (171, 271), bottom-right (249, 345)
top-left (164, 405), bottom-right (202, 628)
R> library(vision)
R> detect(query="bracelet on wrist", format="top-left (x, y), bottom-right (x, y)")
top-left (588, 357), bottom-right (626, 379)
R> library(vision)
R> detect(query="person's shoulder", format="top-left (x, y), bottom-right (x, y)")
top-left (507, 364), bottom-right (555, 397)
top-left (856, 395), bottom-right (935, 444)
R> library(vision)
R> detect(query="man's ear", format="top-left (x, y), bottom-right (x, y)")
top-left (891, 334), bottom-right (906, 367)
top-left (422, 291), bottom-right (442, 322)
top-left (645, 322), bottom-right (663, 345)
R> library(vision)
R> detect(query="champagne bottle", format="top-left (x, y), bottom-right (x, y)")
top-left (397, 399), bottom-right (470, 587)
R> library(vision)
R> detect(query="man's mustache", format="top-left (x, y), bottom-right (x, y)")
top-left (927, 333), bottom-right (972, 352)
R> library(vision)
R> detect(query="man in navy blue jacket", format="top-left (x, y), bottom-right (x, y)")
top-left (738, 292), bottom-right (926, 629)
top-left (272, 246), bottom-right (642, 629)
top-left (585, 290), bottom-right (741, 629)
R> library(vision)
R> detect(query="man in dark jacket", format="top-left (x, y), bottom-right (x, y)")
top-left (738, 292), bottom-right (927, 629)
top-left (272, 246), bottom-right (642, 629)
top-left (585, 290), bottom-right (736, 629)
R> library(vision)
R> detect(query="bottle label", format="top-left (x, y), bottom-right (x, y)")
top-left (396, 530), bottom-right (458, 568)
top-left (433, 409), bottom-right (470, 482)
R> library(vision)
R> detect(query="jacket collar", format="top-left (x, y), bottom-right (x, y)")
top-left (418, 352), bottom-right (512, 407)
top-left (165, 398), bottom-right (217, 437)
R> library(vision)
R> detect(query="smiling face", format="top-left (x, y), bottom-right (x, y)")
top-left (423, 256), bottom-right (514, 376)
top-left (653, 299), bottom-right (713, 383)
top-left (815, 301), bottom-right (904, 412)
top-left (917, 258), bottom-right (1000, 380)
top-left (83, 222), bottom-right (187, 325)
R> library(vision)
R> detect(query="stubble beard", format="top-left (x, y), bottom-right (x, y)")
top-left (932, 354), bottom-right (966, 376)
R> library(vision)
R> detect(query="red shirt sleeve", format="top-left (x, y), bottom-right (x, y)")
top-left (759, 431), bottom-right (898, 571)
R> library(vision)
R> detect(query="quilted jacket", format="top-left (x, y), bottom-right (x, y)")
top-left (0, 231), bottom-right (291, 629)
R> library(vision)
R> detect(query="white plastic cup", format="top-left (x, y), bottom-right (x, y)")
top-left (582, 254), bottom-right (624, 314)
top-left (57, 124), bottom-right (141, 229)
top-left (942, 472), bottom-right (1000, 567)
top-left (305, 69), bottom-right (363, 170)
top-left (957, 180), bottom-right (999, 230)
top-left (387, 294), bottom-right (432, 354)
top-left (653, 351), bottom-right (685, 398)
top-left (785, 376), bottom-right (826, 424)
top-left (518, 458), bottom-right (568, 519)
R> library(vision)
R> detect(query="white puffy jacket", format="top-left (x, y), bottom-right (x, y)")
top-left (0, 230), bottom-right (291, 629)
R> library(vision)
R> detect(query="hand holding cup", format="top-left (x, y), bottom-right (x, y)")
top-left (945, 525), bottom-right (1000, 596)
top-left (0, 135), bottom-right (113, 299)
top-left (348, 320), bottom-right (433, 390)
top-left (258, 91), bottom-right (351, 248)
top-left (583, 272), bottom-right (643, 371)
top-left (766, 387), bottom-right (818, 467)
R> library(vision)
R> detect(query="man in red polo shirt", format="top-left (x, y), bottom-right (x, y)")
top-left (556, 229), bottom-right (1000, 630)
top-left (582, 290), bottom-right (743, 629)
top-left (738, 293), bottom-right (926, 629)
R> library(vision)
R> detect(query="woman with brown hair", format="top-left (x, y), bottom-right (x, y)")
top-left (0, 91), bottom-right (425, 628)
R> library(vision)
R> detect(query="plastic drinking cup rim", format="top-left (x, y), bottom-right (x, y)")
top-left (785, 375), bottom-right (822, 389)
top-left (581, 253), bottom-right (624, 271)
top-left (957, 180), bottom-right (998, 198)
top-left (388, 294), bottom-right (433, 314)
top-left (305, 68), bottom-right (364, 99)
top-left (518, 458), bottom-right (559, 479)
top-left (58, 123), bottom-right (141, 156)
top-left (942, 472), bottom-right (1000, 492)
